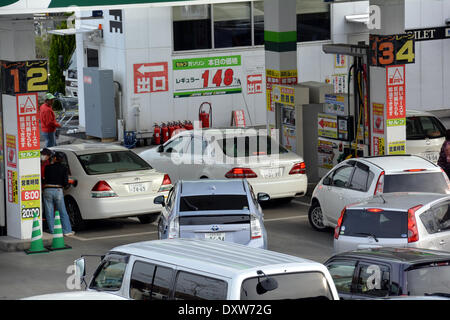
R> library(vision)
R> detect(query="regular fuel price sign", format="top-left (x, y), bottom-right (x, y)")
top-left (173, 55), bottom-right (242, 98)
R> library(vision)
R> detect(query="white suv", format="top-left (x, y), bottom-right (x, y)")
top-left (309, 155), bottom-right (450, 231)
top-left (406, 110), bottom-right (446, 163)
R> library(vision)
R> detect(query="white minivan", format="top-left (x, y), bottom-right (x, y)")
top-left (73, 239), bottom-right (339, 300)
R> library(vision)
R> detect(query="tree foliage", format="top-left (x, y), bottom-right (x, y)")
top-left (48, 20), bottom-right (75, 96)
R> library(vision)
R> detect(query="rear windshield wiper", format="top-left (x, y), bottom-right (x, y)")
top-left (182, 198), bottom-right (198, 211)
top-left (354, 232), bottom-right (379, 242)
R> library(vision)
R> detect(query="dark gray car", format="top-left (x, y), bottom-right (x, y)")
top-left (153, 179), bottom-right (269, 249)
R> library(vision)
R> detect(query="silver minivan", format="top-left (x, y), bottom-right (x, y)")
top-left (74, 239), bottom-right (340, 300)
top-left (334, 193), bottom-right (450, 254)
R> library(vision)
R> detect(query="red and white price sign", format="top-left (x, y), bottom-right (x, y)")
top-left (247, 74), bottom-right (262, 94)
top-left (134, 62), bottom-right (168, 94)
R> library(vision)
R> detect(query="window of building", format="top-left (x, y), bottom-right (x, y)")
top-left (173, 5), bottom-right (212, 51)
top-left (214, 2), bottom-right (251, 48)
top-left (253, 1), bottom-right (264, 46)
top-left (296, 0), bottom-right (330, 42)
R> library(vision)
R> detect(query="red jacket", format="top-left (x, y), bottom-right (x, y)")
top-left (39, 103), bottom-right (61, 133)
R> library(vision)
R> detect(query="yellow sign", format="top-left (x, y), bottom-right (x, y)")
top-left (388, 140), bottom-right (406, 155)
top-left (272, 85), bottom-right (295, 106)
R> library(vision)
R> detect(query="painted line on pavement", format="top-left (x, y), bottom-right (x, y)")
top-left (70, 231), bottom-right (158, 242)
top-left (265, 215), bottom-right (308, 222)
top-left (292, 199), bottom-right (311, 206)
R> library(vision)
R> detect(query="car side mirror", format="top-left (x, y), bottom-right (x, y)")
top-left (154, 195), bottom-right (165, 207)
top-left (157, 145), bottom-right (164, 153)
top-left (323, 177), bottom-right (331, 186)
top-left (257, 193), bottom-right (270, 202)
top-left (74, 257), bottom-right (86, 283)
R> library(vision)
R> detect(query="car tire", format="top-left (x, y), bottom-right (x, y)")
top-left (308, 202), bottom-right (327, 231)
top-left (138, 213), bottom-right (159, 224)
top-left (65, 197), bottom-right (85, 231)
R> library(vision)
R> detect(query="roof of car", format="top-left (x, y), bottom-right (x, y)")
top-left (328, 247), bottom-right (450, 265)
top-left (348, 192), bottom-right (450, 211)
top-left (406, 109), bottom-right (436, 117)
top-left (50, 143), bottom-right (129, 155)
top-left (359, 155), bottom-right (439, 172)
top-left (111, 239), bottom-right (319, 278)
top-left (180, 180), bottom-right (247, 196)
top-left (176, 127), bottom-right (268, 139)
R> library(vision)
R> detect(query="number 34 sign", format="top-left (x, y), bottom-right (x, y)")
top-left (1, 60), bottom-right (48, 95)
top-left (370, 33), bottom-right (415, 67)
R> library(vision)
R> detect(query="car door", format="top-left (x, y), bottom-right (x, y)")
top-left (345, 161), bottom-right (375, 207)
top-left (178, 136), bottom-right (208, 180)
top-left (321, 163), bottom-right (356, 225)
top-left (325, 259), bottom-right (358, 300)
top-left (151, 135), bottom-right (191, 182)
top-left (352, 261), bottom-right (392, 299)
top-left (419, 201), bottom-right (450, 251)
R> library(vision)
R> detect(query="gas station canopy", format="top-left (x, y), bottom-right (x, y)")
top-left (1, 0), bottom-right (253, 15)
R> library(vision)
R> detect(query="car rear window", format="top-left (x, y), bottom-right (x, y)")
top-left (340, 209), bottom-right (408, 239)
top-left (179, 214), bottom-right (250, 225)
top-left (77, 151), bottom-right (152, 175)
top-left (406, 264), bottom-right (450, 296)
top-left (384, 172), bottom-right (448, 194)
top-left (218, 135), bottom-right (289, 158)
top-left (240, 272), bottom-right (334, 300)
top-left (179, 195), bottom-right (249, 211)
top-left (406, 116), bottom-right (445, 140)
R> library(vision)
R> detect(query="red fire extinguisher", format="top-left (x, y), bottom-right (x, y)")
top-left (153, 123), bottom-right (161, 145)
top-left (199, 102), bottom-right (212, 128)
top-left (168, 122), bottom-right (176, 139)
top-left (161, 123), bottom-right (169, 143)
top-left (184, 120), bottom-right (193, 131)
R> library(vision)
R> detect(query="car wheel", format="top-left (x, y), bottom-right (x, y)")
top-left (65, 197), bottom-right (85, 231)
top-left (308, 202), bottom-right (327, 231)
top-left (138, 213), bottom-right (159, 224)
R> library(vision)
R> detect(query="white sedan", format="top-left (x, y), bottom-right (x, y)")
top-left (138, 128), bottom-right (307, 200)
top-left (50, 144), bottom-right (172, 230)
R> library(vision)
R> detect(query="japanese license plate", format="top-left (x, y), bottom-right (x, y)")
top-left (260, 167), bottom-right (283, 179)
top-left (128, 183), bottom-right (147, 193)
top-left (422, 152), bottom-right (439, 163)
top-left (205, 232), bottom-right (225, 241)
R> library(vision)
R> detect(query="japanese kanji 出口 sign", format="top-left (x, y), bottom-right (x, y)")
top-left (134, 62), bottom-right (168, 94)
top-left (247, 74), bottom-right (262, 94)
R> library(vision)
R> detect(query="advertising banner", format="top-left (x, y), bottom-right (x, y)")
top-left (372, 103), bottom-right (385, 134)
top-left (173, 55), bottom-right (242, 98)
top-left (272, 85), bottom-right (295, 106)
top-left (6, 134), bottom-right (16, 168)
top-left (16, 93), bottom-right (40, 152)
top-left (7, 170), bottom-right (18, 204)
top-left (386, 65), bottom-right (406, 127)
top-left (318, 114), bottom-right (338, 139)
top-left (20, 175), bottom-right (41, 220)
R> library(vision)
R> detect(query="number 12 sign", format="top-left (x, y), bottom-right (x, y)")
top-left (1, 60), bottom-right (48, 95)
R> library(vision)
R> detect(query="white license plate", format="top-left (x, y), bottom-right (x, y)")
top-left (423, 152), bottom-right (439, 163)
top-left (260, 167), bottom-right (283, 178)
top-left (205, 232), bottom-right (225, 241)
top-left (128, 183), bottom-right (147, 193)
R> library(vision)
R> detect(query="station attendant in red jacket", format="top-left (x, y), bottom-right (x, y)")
top-left (40, 93), bottom-right (61, 147)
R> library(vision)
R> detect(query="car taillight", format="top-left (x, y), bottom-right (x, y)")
top-left (289, 162), bottom-right (306, 175)
top-left (168, 217), bottom-right (179, 239)
top-left (407, 205), bottom-right (423, 243)
top-left (440, 168), bottom-right (450, 190)
top-left (225, 168), bottom-right (257, 179)
top-left (374, 171), bottom-right (385, 195)
top-left (250, 215), bottom-right (262, 239)
top-left (334, 207), bottom-right (347, 240)
top-left (158, 174), bottom-right (172, 192)
top-left (91, 181), bottom-right (117, 198)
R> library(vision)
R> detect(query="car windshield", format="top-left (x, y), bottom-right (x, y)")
top-left (240, 272), bottom-right (334, 300)
top-left (384, 172), bottom-right (449, 194)
top-left (407, 264), bottom-right (450, 296)
top-left (406, 116), bottom-right (445, 140)
top-left (77, 151), bottom-right (152, 175)
top-left (218, 135), bottom-right (289, 158)
top-left (179, 195), bottom-right (249, 211)
top-left (340, 209), bottom-right (408, 239)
